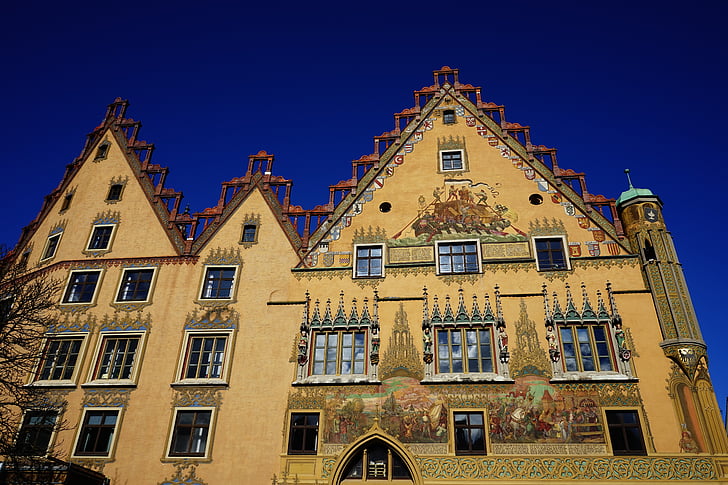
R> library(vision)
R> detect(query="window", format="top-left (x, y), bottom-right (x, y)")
top-left (241, 224), bottom-right (257, 243)
top-left (106, 184), bottom-right (124, 201)
top-left (94, 142), bottom-right (110, 160)
top-left (36, 338), bottom-right (83, 381)
top-left (606, 410), bottom-right (646, 455)
top-left (87, 225), bottom-right (115, 251)
top-left (62, 270), bottom-right (101, 304)
top-left (443, 109), bottom-right (456, 124)
top-left (15, 410), bottom-right (58, 455)
top-left (75, 410), bottom-right (119, 456)
top-left (116, 268), bottom-right (154, 302)
top-left (200, 267), bottom-right (236, 300)
top-left (92, 336), bottom-right (140, 380)
top-left (534, 237), bottom-right (568, 271)
top-left (437, 241), bottom-right (480, 274)
top-left (437, 328), bottom-right (493, 374)
top-left (288, 413), bottom-right (319, 454)
top-left (169, 410), bottom-right (212, 457)
top-left (440, 150), bottom-right (463, 171)
top-left (182, 335), bottom-right (228, 380)
top-left (60, 193), bottom-right (73, 212)
top-left (454, 411), bottom-right (486, 455)
top-left (42, 233), bottom-right (61, 260)
top-left (355, 245), bottom-right (383, 278)
top-left (560, 324), bottom-right (613, 372)
top-left (312, 331), bottom-right (366, 376)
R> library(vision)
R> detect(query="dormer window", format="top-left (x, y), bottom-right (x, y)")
top-left (60, 193), bottom-right (73, 212)
top-left (94, 142), bottom-right (110, 160)
top-left (106, 184), bottom-right (124, 202)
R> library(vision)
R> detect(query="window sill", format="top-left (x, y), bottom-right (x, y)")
top-left (27, 380), bottom-right (77, 388)
top-left (421, 373), bottom-right (509, 384)
top-left (82, 380), bottom-right (137, 388)
top-left (294, 375), bottom-right (380, 386)
top-left (551, 372), bottom-right (633, 382)
top-left (161, 456), bottom-right (212, 463)
top-left (171, 379), bottom-right (229, 387)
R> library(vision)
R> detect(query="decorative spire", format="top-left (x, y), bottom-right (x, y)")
top-left (456, 288), bottom-right (470, 323)
top-left (606, 281), bottom-right (622, 327)
top-left (334, 291), bottom-right (347, 325)
top-left (596, 290), bottom-right (610, 320)
top-left (581, 282), bottom-right (596, 319)
top-left (494, 285), bottom-right (505, 328)
top-left (372, 290), bottom-right (380, 332)
top-left (311, 298), bottom-right (322, 326)
top-left (625, 168), bottom-right (634, 189)
top-left (483, 294), bottom-right (495, 321)
top-left (552, 291), bottom-right (564, 321)
top-left (565, 283), bottom-right (580, 321)
top-left (471, 294), bottom-right (482, 322)
top-left (322, 298), bottom-right (332, 326)
top-left (348, 298), bottom-right (359, 326)
top-left (542, 283), bottom-right (553, 326)
top-left (360, 297), bottom-right (371, 326)
top-left (442, 295), bottom-right (455, 323)
top-left (421, 287), bottom-right (429, 330)
top-left (430, 295), bottom-right (443, 323)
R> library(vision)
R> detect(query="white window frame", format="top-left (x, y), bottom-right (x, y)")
top-left (439, 149), bottom-right (465, 171)
top-left (353, 243), bottom-right (385, 279)
top-left (85, 332), bottom-right (147, 386)
top-left (14, 408), bottom-right (61, 456)
top-left (532, 235), bottom-right (571, 271)
top-left (198, 265), bottom-right (238, 301)
top-left (114, 267), bottom-right (157, 304)
top-left (174, 330), bottom-right (234, 385)
top-left (71, 407), bottom-right (122, 459)
top-left (61, 269), bottom-right (103, 305)
top-left (85, 224), bottom-right (117, 251)
top-left (32, 334), bottom-right (88, 386)
top-left (40, 232), bottom-right (63, 261)
top-left (435, 239), bottom-right (482, 275)
top-left (165, 407), bottom-right (216, 459)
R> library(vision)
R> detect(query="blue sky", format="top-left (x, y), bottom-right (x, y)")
top-left (3, 2), bottom-right (727, 414)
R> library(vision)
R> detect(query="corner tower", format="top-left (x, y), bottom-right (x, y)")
top-left (616, 170), bottom-right (728, 454)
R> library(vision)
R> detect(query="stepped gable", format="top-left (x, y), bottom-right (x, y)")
top-left (13, 98), bottom-right (190, 257)
top-left (186, 150), bottom-right (303, 254)
top-left (297, 66), bottom-right (629, 267)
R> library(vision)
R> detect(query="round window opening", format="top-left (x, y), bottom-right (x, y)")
top-left (529, 194), bottom-right (544, 205)
top-left (379, 202), bottom-right (392, 213)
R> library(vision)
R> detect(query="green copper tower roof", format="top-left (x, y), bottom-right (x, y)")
top-left (616, 169), bottom-right (656, 207)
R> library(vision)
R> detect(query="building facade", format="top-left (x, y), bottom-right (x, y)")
top-left (5, 67), bottom-right (728, 484)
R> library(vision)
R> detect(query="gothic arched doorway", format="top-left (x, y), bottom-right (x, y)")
top-left (331, 427), bottom-right (421, 485)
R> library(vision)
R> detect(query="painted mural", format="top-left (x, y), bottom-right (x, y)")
top-left (320, 375), bottom-right (605, 446)
top-left (390, 180), bottom-right (526, 246)
top-left (487, 375), bottom-right (604, 444)
top-left (323, 377), bottom-right (448, 444)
